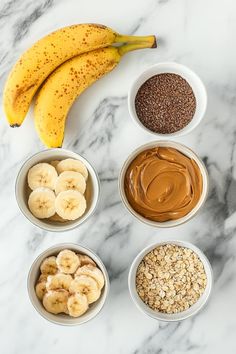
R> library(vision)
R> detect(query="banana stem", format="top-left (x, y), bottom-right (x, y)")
top-left (118, 41), bottom-right (156, 56)
top-left (115, 34), bottom-right (157, 48)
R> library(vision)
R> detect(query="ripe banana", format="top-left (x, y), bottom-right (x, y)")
top-left (3, 23), bottom-right (152, 127)
top-left (55, 171), bottom-right (86, 195)
top-left (56, 249), bottom-right (80, 274)
top-left (3, 22), bottom-right (156, 127)
top-left (56, 158), bottom-right (88, 180)
top-left (34, 41), bottom-right (156, 148)
top-left (55, 190), bottom-right (87, 220)
top-left (27, 162), bottom-right (58, 190)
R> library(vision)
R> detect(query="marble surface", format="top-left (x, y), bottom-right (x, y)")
top-left (0, 0), bottom-right (236, 353)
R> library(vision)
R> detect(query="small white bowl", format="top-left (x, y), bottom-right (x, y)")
top-left (128, 62), bottom-right (207, 137)
top-left (15, 148), bottom-right (100, 232)
top-left (119, 140), bottom-right (208, 228)
top-left (28, 243), bottom-right (109, 326)
top-left (128, 240), bottom-right (213, 322)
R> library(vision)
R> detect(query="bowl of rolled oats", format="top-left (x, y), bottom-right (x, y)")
top-left (128, 241), bottom-right (213, 321)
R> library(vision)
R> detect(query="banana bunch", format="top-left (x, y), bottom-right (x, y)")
top-left (3, 23), bottom-right (156, 148)
top-left (36, 249), bottom-right (105, 317)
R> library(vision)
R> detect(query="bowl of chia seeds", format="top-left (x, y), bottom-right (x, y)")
top-left (128, 62), bottom-right (207, 137)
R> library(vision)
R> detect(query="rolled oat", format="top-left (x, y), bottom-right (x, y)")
top-left (136, 244), bottom-right (207, 314)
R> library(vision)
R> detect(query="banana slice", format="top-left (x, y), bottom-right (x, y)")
top-left (55, 171), bottom-right (86, 195)
top-left (40, 256), bottom-right (58, 275)
top-left (38, 274), bottom-right (48, 282)
top-left (28, 188), bottom-right (56, 219)
top-left (56, 249), bottom-right (80, 274)
top-left (67, 293), bottom-right (88, 317)
top-left (55, 190), bottom-right (86, 220)
top-left (50, 160), bottom-right (60, 169)
top-left (56, 158), bottom-right (88, 180)
top-left (69, 275), bottom-right (101, 304)
top-left (46, 273), bottom-right (73, 291)
top-left (43, 290), bottom-right (69, 314)
top-left (35, 282), bottom-right (46, 300)
top-left (78, 254), bottom-right (96, 267)
top-left (28, 163), bottom-right (58, 190)
top-left (75, 265), bottom-right (105, 290)
top-left (35, 275), bottom-right (47, 300)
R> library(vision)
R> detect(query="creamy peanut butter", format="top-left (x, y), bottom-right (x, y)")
top-left (124, 147), bottom-right (203, 222)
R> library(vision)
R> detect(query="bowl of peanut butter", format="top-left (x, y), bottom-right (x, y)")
top-left (119, 141), bottom-right (208, 227)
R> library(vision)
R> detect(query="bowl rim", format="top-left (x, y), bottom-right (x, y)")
top-left (119, 140), bottom-right (209, 228)
top-left (128, 240), bottom-right (213, 322)
top-left (27, 242), bottom-right (110, 326)
top-left (128, 61), bottom-right (208, 138)
top-left (15, 148), bottom-right (100, 232)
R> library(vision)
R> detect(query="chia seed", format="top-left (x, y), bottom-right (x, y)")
top-left (135, 73), bottom-right (196, 134)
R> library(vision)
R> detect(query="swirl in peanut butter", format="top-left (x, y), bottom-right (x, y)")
top-left (124, 147), bottom-right (203, 222)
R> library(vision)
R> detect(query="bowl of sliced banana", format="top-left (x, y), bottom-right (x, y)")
top-left (15, 148), bottom-right (100, 232)
top-left (28, 243), bottom-right (109, 325)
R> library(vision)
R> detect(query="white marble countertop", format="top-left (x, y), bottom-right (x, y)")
top-left (0, 0), bottom-right (236, 353)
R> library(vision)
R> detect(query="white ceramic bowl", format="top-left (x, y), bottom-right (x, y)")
top-left (128, 62), bottom-right (207, 137)
top-left (28, 243), bottom-right (109, 326)
top-left (119, 140), bottom-right (208, 228)
top-left (128, 240), bottom-right (213, 322)
top-left (15, 149), bottom-right (100, 232)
